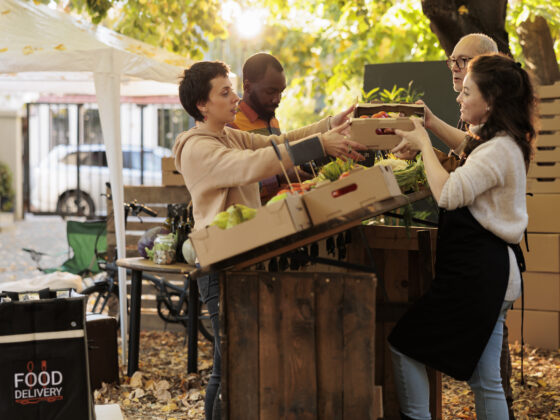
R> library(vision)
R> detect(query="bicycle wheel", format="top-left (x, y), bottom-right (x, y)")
top-left (156, 292), bottom-right (214, 342)
top-left (156, 292), bottom-right (186, 324)
top-left (81, 281), bottom-right (122, 324)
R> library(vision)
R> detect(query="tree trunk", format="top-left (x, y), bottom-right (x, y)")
top-left (518, 16), bottom-right (560, 86)
top-left (422, 0), bottom-right (511, 56)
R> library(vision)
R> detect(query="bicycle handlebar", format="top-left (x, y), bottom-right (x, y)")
top-left (125, 200), bottom-right (157, 217)
top-left (104, 183), bottom-right (157, 218)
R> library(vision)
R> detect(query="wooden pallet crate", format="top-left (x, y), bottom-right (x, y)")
top-left (221, 270), bottom-right (380, 420)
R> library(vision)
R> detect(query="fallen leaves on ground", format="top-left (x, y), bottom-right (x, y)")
top-left (94, 331), bottom-right (213, 419)
top-left (94, 331), bottom-right (560, 419)
top-left (443, 341), bottom-right (560, 420)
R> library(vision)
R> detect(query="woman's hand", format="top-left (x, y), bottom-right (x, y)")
top-left (392, 139), bottom-right (419, 160)
top-left (331, 104), bottom-right (356, 128)
top-left (393, 118), bottom-right (431, 154)
top-left (322, 120), bottom-right (367, 161)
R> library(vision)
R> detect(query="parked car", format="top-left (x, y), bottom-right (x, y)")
top-left (30, 144), bottom-right (173, 217)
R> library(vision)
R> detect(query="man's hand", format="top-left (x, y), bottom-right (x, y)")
top-left (322, 120), bottom-right (367, 161)
top-left (331, 104), bottom-right (356, 128)
top-left (416, 100), bottom-right (434, 131)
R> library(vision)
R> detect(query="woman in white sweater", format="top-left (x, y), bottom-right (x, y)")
top-left (388, 53), bottom-right (536, 420)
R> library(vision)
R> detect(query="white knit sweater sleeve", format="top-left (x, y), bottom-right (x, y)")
top-left (439, 139), bottom-right (504, 209)
top-left (438, 135), bottom-right (528, 245)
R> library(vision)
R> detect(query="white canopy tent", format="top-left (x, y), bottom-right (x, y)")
top-left (0, 0), bottom-right (193, 363)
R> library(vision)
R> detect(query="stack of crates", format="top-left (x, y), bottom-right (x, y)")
top-left (161, 157), bottom-right (185, 186)
top-left (507, 81), bottom-right (560, 350)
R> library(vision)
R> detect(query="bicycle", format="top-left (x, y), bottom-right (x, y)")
top-left (80, 184), bottom-right (213, 342)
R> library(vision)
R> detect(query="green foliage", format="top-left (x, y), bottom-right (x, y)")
top-left (361, 81), bottom-right (424, 104)
top-left (36, 0), bottom-right (228, 59)
top-left (40, 0), bottom-right (560, 123)
top-left (507, 0), bottom-right (560, 62)
top-left (361, 87), bottom-right (380, 103)
top-left (380, 85), bottom-right (406, 103)
top-left (0, 162), bottom-right (14, 212)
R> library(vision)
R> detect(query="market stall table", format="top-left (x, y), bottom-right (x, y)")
top-left (192, 189), bottom-right (431, 275)
top-left (115, 257), bottom-right (197, 376)
top-left (189, 189), bottom-right (439, 419)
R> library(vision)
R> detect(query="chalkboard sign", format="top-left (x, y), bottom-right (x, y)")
top-left (363, 60), bottom-right (461, 152)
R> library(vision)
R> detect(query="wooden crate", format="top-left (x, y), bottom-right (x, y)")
top-left (344, 225), bottom-right (442, 420)
top-left (221, 271), bottom-right (380, 420)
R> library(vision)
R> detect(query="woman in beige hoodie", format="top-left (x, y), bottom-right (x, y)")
top-left (172, 60), bottom-right (365, 420)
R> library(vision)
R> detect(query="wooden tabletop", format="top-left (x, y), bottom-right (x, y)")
top-left (116, 257), bottom-right (196, 274)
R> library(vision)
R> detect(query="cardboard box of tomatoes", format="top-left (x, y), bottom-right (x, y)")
top-left (350, 103), bottom-right (424, 150)
top-left (302, 165), bottom-right (402, 225)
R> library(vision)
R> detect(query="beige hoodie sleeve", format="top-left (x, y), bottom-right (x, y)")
top-left (178, 117), bottom-right (330, 192)
top-left (239, 117), bottom-right (330, 150)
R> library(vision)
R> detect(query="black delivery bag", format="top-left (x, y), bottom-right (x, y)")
top-left (0, 295), bottom-right (94, 420)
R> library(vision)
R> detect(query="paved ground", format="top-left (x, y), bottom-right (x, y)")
top-left (0, 214), bottom-right (68, 284)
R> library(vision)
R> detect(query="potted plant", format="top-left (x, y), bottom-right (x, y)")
top-left (361, 80), bottom-right (424, 104)
top-left (0, 162), bottom-right (15, 212)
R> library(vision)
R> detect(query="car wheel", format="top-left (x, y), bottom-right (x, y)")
top-left (56, 190), bottom-right (95, 217)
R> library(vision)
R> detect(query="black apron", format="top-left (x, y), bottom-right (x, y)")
top-left (388, 206), bottom-right (510, 381)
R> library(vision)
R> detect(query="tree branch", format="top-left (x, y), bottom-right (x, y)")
top-left (422, 0), bottom-right (511, 56)
top-left (518, 16), bottom-right (560, 85)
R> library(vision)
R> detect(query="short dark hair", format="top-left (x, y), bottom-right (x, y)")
top-left (178, 61), bottom-right (230, 122)
top-left (464, 53), bottom-right (537, 165)
top-left (242, 53), bottom-right (284, 84)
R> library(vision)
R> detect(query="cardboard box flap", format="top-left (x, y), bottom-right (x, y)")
top-left (539, 115), bottom-right (560, 132)
top-left (528, 162), bottom-right (560, 178)
top-left (534, 147), bottom-right (560, 162)
top-left (539, 99), bottom-right (560, 116)
top-left (161, 157), bottom-right (177, 172)
top-left (538, 81), bottom-right (560, 99)
top-left (536, 133), bottom-right (560, 147)
top-left (527, 177), bottom-right (560, 193)
top-left (527, 195), bottom-right (560, 233)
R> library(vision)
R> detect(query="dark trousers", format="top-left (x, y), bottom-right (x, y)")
top-left (197, 272), bottom-right (221, 420)
top-left (501, 324), bottom-right (515, 420)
